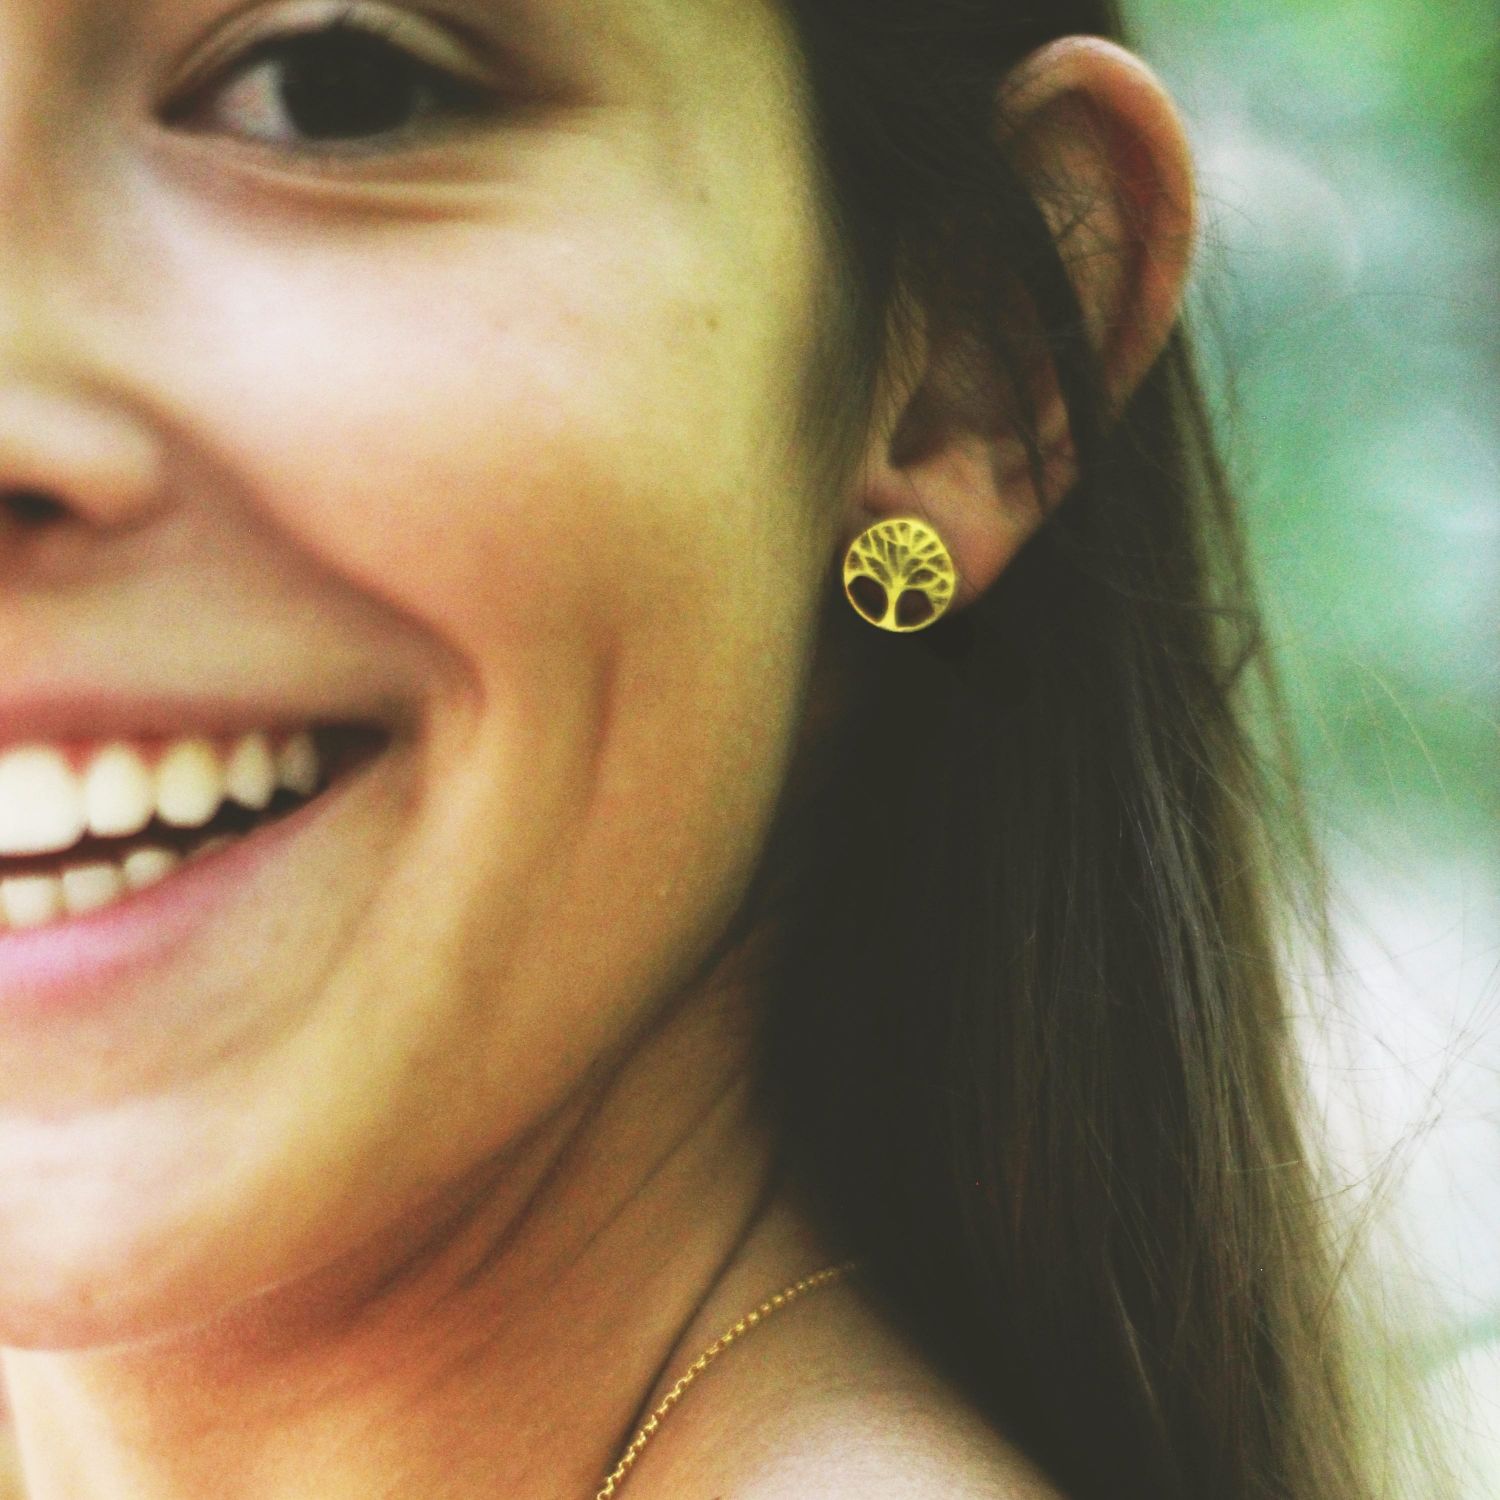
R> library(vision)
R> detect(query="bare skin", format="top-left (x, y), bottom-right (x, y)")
top-left (0, 0), bottom-right (1194, 1494)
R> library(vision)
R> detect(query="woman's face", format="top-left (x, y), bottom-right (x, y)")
top-left (0, 0), bottom-right (837, 1344)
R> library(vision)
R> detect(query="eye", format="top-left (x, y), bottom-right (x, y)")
top-left (162, 8), bottom-right (500, 152)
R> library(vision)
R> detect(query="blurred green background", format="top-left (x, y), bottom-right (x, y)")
top-left (1129, 3), bottom-right (1498, 1490)
top-left (1133, 0), bottom-right (1496, 852)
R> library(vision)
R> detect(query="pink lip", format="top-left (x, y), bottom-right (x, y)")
top-left (0, 758), bottom-right (373, 1022)
top-left (0, 688), bottom-right (410, 751)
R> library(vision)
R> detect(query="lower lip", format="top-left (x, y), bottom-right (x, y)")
top-left (0, 759), bottom-right (377, 1022)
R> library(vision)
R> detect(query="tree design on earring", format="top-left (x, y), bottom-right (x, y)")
top-left (842, 518), bottom-right (957, 633)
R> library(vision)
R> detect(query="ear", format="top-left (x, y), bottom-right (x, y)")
top-left (850, 37), bottom-right (1199, 610)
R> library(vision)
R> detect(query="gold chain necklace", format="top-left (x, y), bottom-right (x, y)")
top-left (594, 1261), bottom-right (857, 1499)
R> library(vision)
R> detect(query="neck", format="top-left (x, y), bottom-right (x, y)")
top-left (1, 990), bottom-right (793, 1500)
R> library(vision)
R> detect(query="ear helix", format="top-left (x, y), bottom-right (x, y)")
top-left (842, 517), bottom-right (958, 633)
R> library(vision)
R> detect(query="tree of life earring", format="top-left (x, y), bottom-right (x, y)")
top-left (842, 517), bottom-right (958, 633)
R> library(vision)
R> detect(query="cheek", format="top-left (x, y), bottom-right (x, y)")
top-left (152, 217), bottom-right (830, 1031)
top-left (165, 227), bottom-right (809, 679)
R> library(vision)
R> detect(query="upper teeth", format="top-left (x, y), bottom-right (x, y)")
top-left (0, 731), bottom-right (321, 858)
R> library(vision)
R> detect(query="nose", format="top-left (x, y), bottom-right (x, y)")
top-left (0, 16), bottom-right (168, 541)
top-left (0, 380), bottom-right (166, 532)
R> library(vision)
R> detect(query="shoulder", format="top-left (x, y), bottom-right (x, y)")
top-left (729, 1384), bottom-right (1065, 1499)
top-left (630, 1276), bottom-right (1066, 1500)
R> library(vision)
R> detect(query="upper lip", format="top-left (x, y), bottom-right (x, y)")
top-left (0, 688), bottom-right (399, 749)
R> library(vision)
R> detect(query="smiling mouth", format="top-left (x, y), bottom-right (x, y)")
top-left (0, 725), bottom-right (389, 932)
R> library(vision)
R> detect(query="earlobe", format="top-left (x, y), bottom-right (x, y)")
top-left (846, 37), bottom-right (1199, 612)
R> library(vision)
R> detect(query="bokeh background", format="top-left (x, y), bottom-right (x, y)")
top-left (1130, 1), bottom-right (1499, 1491)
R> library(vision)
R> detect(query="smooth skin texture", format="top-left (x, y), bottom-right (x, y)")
top-left (0, 2), bottom-right (1194, 1495)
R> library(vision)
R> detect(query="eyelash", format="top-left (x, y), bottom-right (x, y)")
top-left (162, 7), bottom-right (502, 155)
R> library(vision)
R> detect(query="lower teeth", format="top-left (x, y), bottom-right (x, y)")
top-left (0, 826), bottom-right (260, 932)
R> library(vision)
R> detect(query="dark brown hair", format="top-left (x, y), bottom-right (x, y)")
top-left (741, 2), bottom-right (1377, 1496)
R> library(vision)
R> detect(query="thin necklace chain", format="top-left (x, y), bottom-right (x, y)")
top-left (594, 1261), bottom-right (857, 1500)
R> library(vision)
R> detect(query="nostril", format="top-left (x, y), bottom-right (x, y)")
top-left (2, 490), bottom-right (67, 526)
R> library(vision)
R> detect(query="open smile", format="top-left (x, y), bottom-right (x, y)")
top-left (0, 722), bottom-right (391, 1018)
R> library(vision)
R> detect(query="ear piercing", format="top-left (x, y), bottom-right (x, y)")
top-left (842, 518), bottom-right (957, 633)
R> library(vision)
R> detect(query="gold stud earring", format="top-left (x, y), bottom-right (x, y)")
top-left (842, 517), bottom-right (958, 633)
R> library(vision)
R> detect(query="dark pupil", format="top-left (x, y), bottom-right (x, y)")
top-left (275, 31), bottom-right (429, 140)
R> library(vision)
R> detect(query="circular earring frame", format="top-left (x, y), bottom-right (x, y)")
top-left (842, 517), bottom-right (958, 633)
